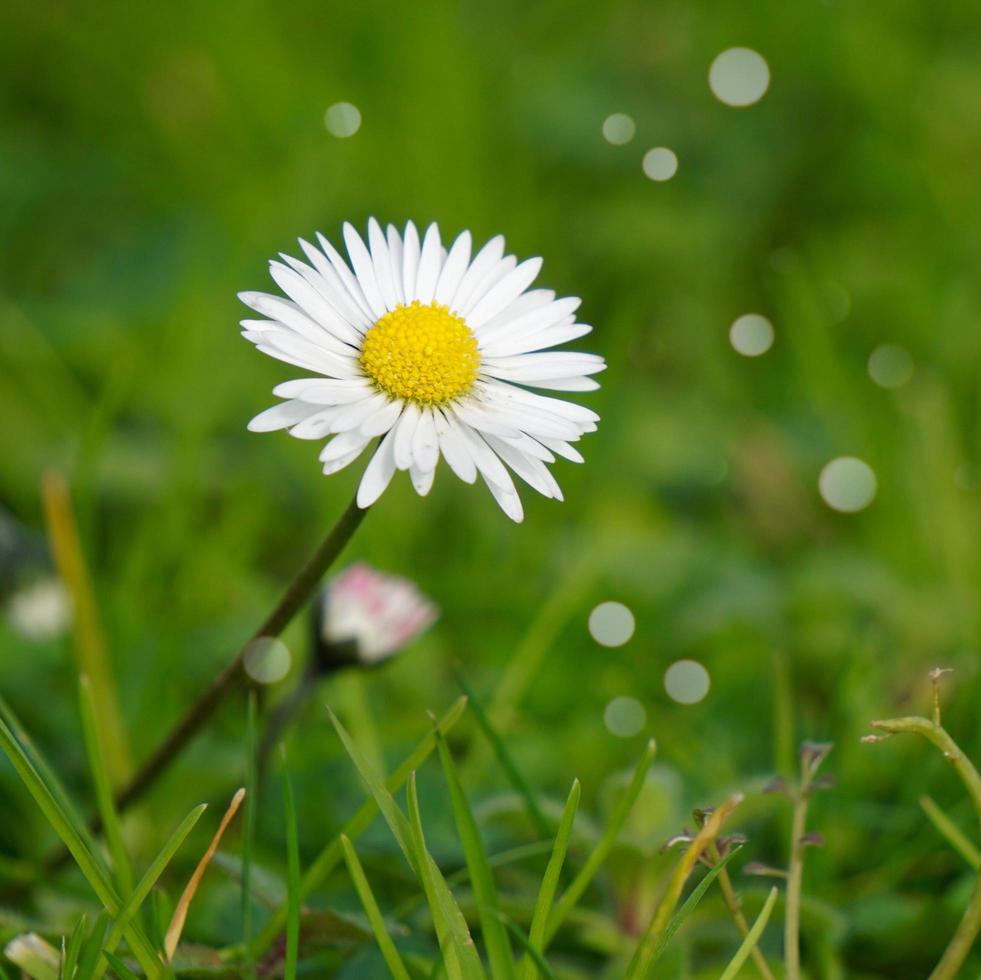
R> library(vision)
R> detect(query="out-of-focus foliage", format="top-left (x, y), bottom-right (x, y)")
top-left (1, 0), bottom-right (980, 976)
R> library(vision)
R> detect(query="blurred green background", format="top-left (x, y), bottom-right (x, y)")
top-left (2, 0), bottom-right (980, 976)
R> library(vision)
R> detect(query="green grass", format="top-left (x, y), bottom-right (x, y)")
top-left (2, 0), bottom-right (981, 975)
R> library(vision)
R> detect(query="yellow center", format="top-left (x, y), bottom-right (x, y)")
top-left (360, 301), bottom-right (481, 406)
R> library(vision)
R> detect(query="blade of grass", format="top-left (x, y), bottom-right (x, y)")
top-left (74, 914), bottom-right (110, 980)
top-left (495, 915), bottom-right (558, 980)
top-left (405, 772), bottom-right (486, 980)
top-left (433, 721), bottom-right (513, 980)
top-left (281, 749), bottom-right (300, 980)
top-left (520, 780), bottom-right (580, 980)
top-left (78, 676), bottom-right (133, 897)
top-left (250, 696), bottom-right (468, 956)
top-left (340, 835), bottom-right (412, 980)
top-left (5, 934), bottom-right (59, 980)
top-left (920, 795), bottom-right (981, 870)
top-left (241, 691), bottom-right (258, 980)
top-left (42, 471), bottom-right (129, 783)
top-left (326, 707), bottom-right (414, 863)
top-left (454, 672), bottom-right (550, 838)
top-left (650, 845), bottom-right (743, 964)
top-left (546, 739), bottom-right (657, 944)
top-left (624, 795), bottom-right (741, 980)
top-left (718, 887), bottom-right (779, 980)
top-left (164, 790), bottom-right (245, 962)
top-left (61, 915), bottom-right (87, 979)
top-left (101, 953), bottom-right (140, 980)
top-left (93, 804), bottom-right (207, 980)
top-left (0, 714), bottom-right (160, 977)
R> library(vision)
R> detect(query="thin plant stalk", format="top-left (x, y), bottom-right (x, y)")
top-left (625, 795), bottom-right (741, 980)
top-left (784, 789), bottom-right (809, 980)
top-left (708, 840), bottom-right (776, 980)
top-left (115, 495), bottom-right (367, 818)
top-left (865, 709), bottom-right (981, 980)
top-left (719, 887), bottom-right (780, 980)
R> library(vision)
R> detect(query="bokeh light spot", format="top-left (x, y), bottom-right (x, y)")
top-left (819, 457), bottom-right (877, 513)
top-left (604, 696), bottom-right (647, 738)
top-left (868, 345), bottom-right (913, 389)
top-left (709, 48), bottom-right (770, 107)
top-left (602, 113), bottom-right (636, 145)
top-left (325, 102), bottom-right (362, 138)
top-left (243, 637), bottom-right (292, 684)
top-left (729, 314), bottom-right (774, 357)
top-left (588, 601), bottom-right (635, 647)
top-left (642, 147), bottom-right (679, 182)
top-left (664, 660), bottom-right (710, 704)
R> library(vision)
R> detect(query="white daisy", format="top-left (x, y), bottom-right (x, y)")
top-left (240, 220), bottom-right (604, 522)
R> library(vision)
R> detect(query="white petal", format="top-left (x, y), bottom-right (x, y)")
top-left (434, 231), bottom-right (472, 307)
top-left (393, 402), bottom-right (420, 470)
top-left (449, 417), bottom-right (514, 491)
top-left (451, 400), bottom-right (523, 439)
top-left (317, 231), bottom-right (377, 324)
top-left (386, 225), bottom-right (405, 304)
top-left (319, 428), bottom-right (373, 462)
top-left (401, 221), bottom-right (420, 302)
top-left (244, 325), bottom-right (359, 379)
top-left (359, 397), bottom-right (405, 437)
top-left (536, 437), bottom-right (585, 463)
top-left (460, 255), bottom-right (517, 317)
top-left (466, 257), bottom-right (543, 329)
top-left (484, 434), bottom-right (562, 500)
top-left (326, 393), bottom-right (391, 434)
top-left (412, 408), bottom-right (439, 472)
top-left (477, 289), bottom-right (559, 339)
top-left (273, 378), bottom-right (372, 404)
top-left (240, 291), bottom-right (349, 355)
top-left (357, 428), bottom-right (398, 508)
top-left (483, 323), bottom-right (592, 358)
top-left (450, 234), bottom-right (505, 313)
top-left (476, 380), bottom-right (600, 425)
top-left (247, 400), bottom-right (320, 432)
top-left (343, 222), bottom-right (387, 320)
top-left (323, 445), bottom-right (372, 475)
top-left (515, 375), bottom-right (601, 392)
top-left (434, 410), bottom-right (477, 484)
top-left (264, 266), bottom-right (362, 352)
top-left (289, 406), bottom-right (350, 440)
top-left (482, 472), bottom-right (524, 523)
top-left (413, 223), bottom-right (443, 302)
top-left (482, 351), bottom-right (606, 382)
top-left (410, 461), bottom-right (436, 496)
top-left (296, 239), bottom-right (371, 334)
top-left (368, 218), bottom-right (399, 311)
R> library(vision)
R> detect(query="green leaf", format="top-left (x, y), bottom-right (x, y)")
top-left (717, 887), bottom-right (779, 980)
top-left (546, 740), bottom-right (657, 943)
top-left (434, 723), bottom-right (513, 980)
top-left (340, 835), bottom-right (412, 980)
top-left (251, 695), bottom-right (468, 957)
top-left (520, 780), bottom-right (580, 980)
top-left (0, 708), bottom-right (161, 977)
top-left (281, 748), bottom-right (300, 980)
top-left (78, 676), bottom-right (133, 897)
top-left (454, 673), bottom-right (550, 838)
top-left (93, 804), bottom-right (207, 980)
top-left (650, 845), bottom-right (744, 964)
top-left (405, 773), bottom-right (486, 980)
top-left (6, 934), bottom-right (60, 980)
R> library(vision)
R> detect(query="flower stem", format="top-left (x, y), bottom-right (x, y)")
top-left (26, 494), bottom-right (368, 886)
top-left (867, 715), bottom-right (981, 980)
top-left (114, 494), bottom-right (368, 816)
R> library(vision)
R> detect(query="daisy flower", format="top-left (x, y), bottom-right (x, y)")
top-left (241, 220), bottom-right (604, 522)
top-left (315, 562), bottom-right (438, 668)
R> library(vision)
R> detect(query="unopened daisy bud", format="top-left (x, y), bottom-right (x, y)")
top-left (314, 562), bottom-right (438, 670)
